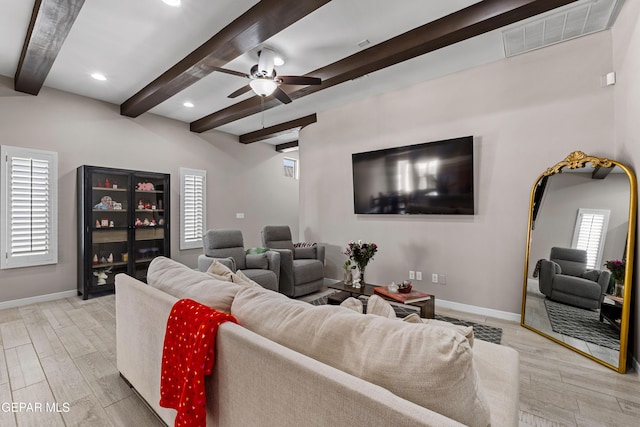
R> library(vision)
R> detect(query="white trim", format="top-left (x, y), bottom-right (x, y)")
top-left (631, 355), bottom-right (640, 378)
top-left (179, 167), bottom-right (206, 250)
top-left (435, 298), bottom-right (521, 322)
top-left (0, 290), bottom-right (77, 310)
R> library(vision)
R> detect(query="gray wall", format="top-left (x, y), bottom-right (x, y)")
top-left (612, 0), bottom-right (640, 367)
top-left (299, 30), bottom-right (615, 315)
top-left (0, 76), bottom-right (299, 303)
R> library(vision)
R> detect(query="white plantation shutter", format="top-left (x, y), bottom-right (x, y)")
top-left (1, 146), bottom-right (58, 269)
top-left (571, 208), bottom-right (610, 270)
top-left (180, 168), bottom-right (206, 250)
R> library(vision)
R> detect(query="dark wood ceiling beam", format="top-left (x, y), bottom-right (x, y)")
top-left (275, 141), bottom-right (299, 152)
top-left (239, 114), bottom-right (317, 144)
top-left (120, 0), bottom-right (331, 118)
top-left (14, 0), bottom-right (86, 95)
top-left (191, 0), bottom-right (577, 133)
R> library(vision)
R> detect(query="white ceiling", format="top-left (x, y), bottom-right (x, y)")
top-left (0, 0), bottom-right (623, 144)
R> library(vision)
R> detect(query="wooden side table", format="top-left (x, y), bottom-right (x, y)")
top-left (326, 281), bottom-right (435, 319)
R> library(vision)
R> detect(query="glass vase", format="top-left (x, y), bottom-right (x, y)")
top-left (344, 269), bottom-right (353, 285)
top-left (358, 264), bottom-right (366, 285)
top-left (614, 279), bottom-right (624, 298)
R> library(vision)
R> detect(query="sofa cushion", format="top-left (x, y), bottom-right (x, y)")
top-left (231, 287), bottom-right (490, 427)
top-left (294, 246), bottom-right (317, 259)
top-left (245, 253), bottom-right (269, 270)
top-left (147, 257), bottom-right (239, 313)
top-left (581, 269), bottom-right (600, 282)
top-left (292, 259), bottom-right (323, 284)
top-left (232, 270), bottom-right (262, 288)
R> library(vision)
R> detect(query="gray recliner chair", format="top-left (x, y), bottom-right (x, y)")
top-left (261, 225), bottom-right (324, 297)
top-left (538, 247), bottom-right (610, 310)
top-left (197, 229), bottom-right (280, 292)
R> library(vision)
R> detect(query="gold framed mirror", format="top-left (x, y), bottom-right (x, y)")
top-left (521, 151), bottom-right (636, 373)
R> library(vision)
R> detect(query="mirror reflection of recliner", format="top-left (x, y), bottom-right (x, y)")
top-left (538, 247), bottom-right (611, 310)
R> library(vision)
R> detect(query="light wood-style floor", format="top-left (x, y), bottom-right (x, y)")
top-left (1, 293), bottom-right (639, 426)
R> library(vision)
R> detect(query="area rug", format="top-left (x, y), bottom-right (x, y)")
top-left (308, 293), bottom-right (502, 345)
top-left (544, 299), bottom-right (619, 351)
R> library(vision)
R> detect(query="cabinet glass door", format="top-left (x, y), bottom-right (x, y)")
top-left (90, 170), bottom-right (131, 290)
top-left (133, 174), bottom-right (168, 281)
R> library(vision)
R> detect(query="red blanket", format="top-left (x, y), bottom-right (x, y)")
top-left (159, 299), bottom-right (237, 427)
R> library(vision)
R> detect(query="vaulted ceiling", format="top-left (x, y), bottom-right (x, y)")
top-left (0, 0), bottom-right (623, 145)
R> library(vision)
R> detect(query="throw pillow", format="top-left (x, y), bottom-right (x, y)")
top-left (147, 257), bottom-right (239, 313)
top-left (340, 297), bottom-right (363, 313)
top-left (245, 253), bottom-right (269, 270)
top-left (231, 270), bottom-right (262, 288)
top-left (365, 295), bottom-right (396, 319)
top-left (231, 287), bottom-right (491, 427)
top-left (206, 258), bottom-right (235, 279)
top-left (246, 247), bottom-right (269, 254)
top-left (293, 242), bottom-right (317, 248)
top-left (402, 314), bottom-right (475, 347)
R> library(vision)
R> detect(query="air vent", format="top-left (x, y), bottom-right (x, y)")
top-left (503, 0), bottom-right (621, 57)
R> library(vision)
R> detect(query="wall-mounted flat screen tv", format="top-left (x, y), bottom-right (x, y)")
top-left (352, 136), bottom-right (474, 215)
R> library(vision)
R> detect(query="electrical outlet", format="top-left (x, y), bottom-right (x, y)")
top-left (409, 271), bottom-right (415, 280)
top-left (432, 273), bottom-right (438, 283)
top-left (416, 271), bottom-right (422, 281)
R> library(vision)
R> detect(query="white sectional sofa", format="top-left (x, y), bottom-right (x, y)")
top-left (116, 257), bottom-right (519, 426)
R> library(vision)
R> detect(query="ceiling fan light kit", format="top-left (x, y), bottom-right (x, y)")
top-left (249, 79), bottom-right (278, 97)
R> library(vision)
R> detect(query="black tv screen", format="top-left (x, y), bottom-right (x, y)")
top-left (352, 136), bottom-right (475, 215)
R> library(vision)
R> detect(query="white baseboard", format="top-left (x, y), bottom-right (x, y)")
top-left (0, 290), bottom-right (78, 310)
top-left (436, 298), bottom-right (521, 322)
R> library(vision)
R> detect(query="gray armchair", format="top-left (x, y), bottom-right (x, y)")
top-left (261, 225), bottom-right (324, 297)
top-left (198, 229), bottom-right (280, 291)
top-left (538, 247), bottom-right (610, 310)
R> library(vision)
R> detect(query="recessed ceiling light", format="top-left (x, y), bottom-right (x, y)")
top-left (91, 73), bottom-right (107, 81)
top-left (162, 0), bottom-right (181, 6)
top-left (183, 102), bottom-right (194, 108)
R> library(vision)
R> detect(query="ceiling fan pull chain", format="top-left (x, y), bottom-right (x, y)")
top-left (261, 96), bottom-right (265, 129)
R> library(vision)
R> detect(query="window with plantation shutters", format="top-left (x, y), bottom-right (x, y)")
top-left (571, 208), bottom-right (610, 270)
top-left (1, 146), bottom-right (58, 269)
top-left (180, 168), bottom-right (206, 250)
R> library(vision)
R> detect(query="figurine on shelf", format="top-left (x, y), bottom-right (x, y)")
top-left (96, 180), bottom-right (103, 188)
top-left (150, 216), bottom-right (156, 226)
top-left (137, 182), bottom-right (155, 191)
top-left (144, 202), bottom-right (151, 209)
top-left (95, 219), bottom-right (101, 228)
top-left (109, 220), bottom-right (115, 228)
top-left (143, 218), bottom-right (150, 226)
top-left (104, 178), bottom-right (110, 188)
top-left (94, 195), bottom-right (114, 210)
top-left (158, 218), bottom-right (165, 225)
top-left (138, 199), bottom-right (144, 210)
top-left (99, 256), bottom-right (107, 264)
top-left (93, 267), bottom-right (112, 285)
top-left (107, 253), bottom-right (114, 263)
top-left (92, 254), bottom-right (99, 265)
top-left (135, 218), bottom-right (142, 226)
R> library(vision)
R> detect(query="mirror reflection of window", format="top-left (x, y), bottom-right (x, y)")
top-left (571, 208), bottom-right (610, 270)
top-left (396, 160), bottom-right (411, 193)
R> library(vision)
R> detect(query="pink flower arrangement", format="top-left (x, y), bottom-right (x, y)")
top-left (344, 240), bottom-right (378, 271)
top-left (604, 259), bottom-right (625, 281)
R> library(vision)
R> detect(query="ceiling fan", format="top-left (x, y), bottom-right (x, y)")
top-left (214, 48), bottom-right (321, 104)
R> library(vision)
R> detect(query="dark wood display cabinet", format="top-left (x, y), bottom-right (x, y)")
top-left (77, 165), bottom-right (170, 299)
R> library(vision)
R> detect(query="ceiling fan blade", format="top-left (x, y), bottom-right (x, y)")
top-left (272, 87), bottom-right (292, 104)
top-left (279, 76), bottom-right (321, 86)
top-left (228, 85), bottom-right (253, 98)
top-left (212, 67), bottom-right (250, 79)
